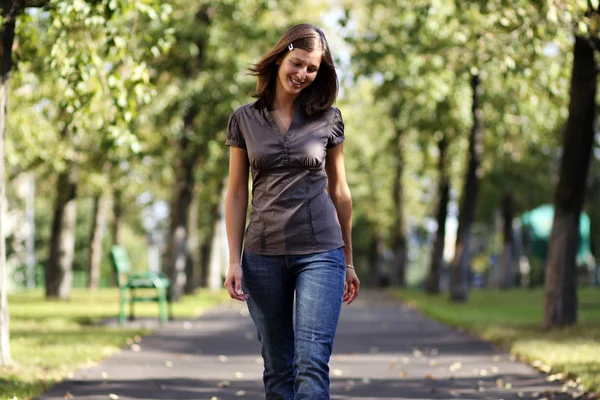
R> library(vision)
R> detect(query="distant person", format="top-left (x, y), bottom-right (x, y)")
top-left (224, 23), bottom-right (360, 399)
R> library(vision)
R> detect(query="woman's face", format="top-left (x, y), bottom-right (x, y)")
top-left (276, 48), bottom-right (322, 99)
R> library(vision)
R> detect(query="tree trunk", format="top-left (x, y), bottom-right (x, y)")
top-left (449, 73), bottom-right (483, 302)
top-left (167, 115), bottom-right (199, 301)
top-left (111, 188), bottom-right (123, 246)
top-left (426, 135), bottom-right (450, 294)
top-left (543, 36), bottom-right (596, 329)
top-left (87, 193), bottom-right (108, 290)
top-left (184, 190), bottom-right (199, 294)
top-left (0, 0), bottom-right (17, 366)
top-left (198, 178), bottom-right (225, 288)
top-left (499, 193), bottom-right (514, 289)
top-left (390, 127), bottom-right (407, 287)
top-left (46, 168), bottom-right (78, 300)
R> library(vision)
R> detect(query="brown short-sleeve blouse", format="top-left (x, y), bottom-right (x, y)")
top-left (226, 102), bottom-right (345, 255)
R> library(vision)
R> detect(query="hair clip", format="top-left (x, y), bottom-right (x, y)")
top-left (288, 43), bottom-right (294, 51)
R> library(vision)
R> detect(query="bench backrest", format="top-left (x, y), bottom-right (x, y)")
top-left (110, 246), bottom-right (131, 287)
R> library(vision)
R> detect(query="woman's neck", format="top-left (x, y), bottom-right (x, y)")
top-left (272, 91), bottom-right (298, 115)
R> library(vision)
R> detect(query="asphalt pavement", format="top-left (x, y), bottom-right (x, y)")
top-left (36, 291), bottom-right (581, 400)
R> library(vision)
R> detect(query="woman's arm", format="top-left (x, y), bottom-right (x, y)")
top-left (325, 143), bottom-right (360, 304)
top-left (224, 146), bottom-right (250, 301)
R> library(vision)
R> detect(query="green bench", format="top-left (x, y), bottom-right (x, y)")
top-left (109, 246), bottom-right (173, 325)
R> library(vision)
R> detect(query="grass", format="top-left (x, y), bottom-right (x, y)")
top-left (390, 287), bottom-right (600, 394)
top-left (1, 288), bottom-right (231, 400)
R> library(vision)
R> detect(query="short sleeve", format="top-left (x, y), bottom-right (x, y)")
top-left (327, 108), bottom-right (345, 149)
top-left (225, 113), bottom-right (246, 150)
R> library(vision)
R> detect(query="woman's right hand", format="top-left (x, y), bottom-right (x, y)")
top-left (224, 264), bottom-right (249, 301)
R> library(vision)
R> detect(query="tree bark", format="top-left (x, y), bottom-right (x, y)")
top-left (111, 188), bottom-right (123, 246)
top-left (87, 193), bottom-right (108, 290)
top-left (198, 178), bottom-right (225, 288)
top-left (543, 36), bottom-right (596, 329)
top-left (46, 168), bottom-right (78, 300)
top-left (426, 135), bottom-right (450, 294)
top-left (0, 0), bottom-right (18, 366)
top-left (184, 189), bottom-right (199, 294)
top-left (390, 127), bottom-right (407, 287)
top-left (167, 111), bottom-right (199, 301)
top-left (449, 73), bottom-right (484, 302)
top-left (499, 193), bottom-right (514, 289)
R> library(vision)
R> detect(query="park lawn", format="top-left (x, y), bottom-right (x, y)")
top-left (390, 287), bottom-right (600, 394)
top-left (1, 288), bottom-right (231, 400)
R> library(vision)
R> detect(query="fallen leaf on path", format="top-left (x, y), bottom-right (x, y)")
top-left (164, 361), bottom-right (173, 368)
top-left (63, 392), bottom-right (73, 399)
top-left (400, 371), bottom-right (408, 378)
top-left (217, 380), bottom-right (230, 388)
top-left (429, 360), bottom-right (438, 366)
top-left (402, 357), bottom-right (410, 364)
top-left (490, 366), bottom-right (499, 374)
top-left (101, 372), bottom-right (108, 379)
top-left (109, 395), bottom-right (119, 400)
top-left (235, 390), bottom-right (246, 396)
top-left (546, 373), bottom-right (564, 382)
top-left (235, 372), bottom-right (244, 378)
top-left (133, 335), bottom-right (142, 342)
top-left (333, 369), bottom-right (343, 376)
top-left (361, 377), bottom-right (371, 384)
top-left (130, 344), bottom-right (141, 352)
top-left (413, 349), bottom-right (422, 357)
top-left (218, 355), bottom-right (228, 362)
top-left (449, 362), bottom-right (462, 371)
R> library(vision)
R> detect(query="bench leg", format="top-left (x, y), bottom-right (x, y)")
top-left (129, 288), bottom-right (135, 321)
top-left (167, 288), bottom-right (174, 321)
top-left (119, 288), bottom-right (127, 326)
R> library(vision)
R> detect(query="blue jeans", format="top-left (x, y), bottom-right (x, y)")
top-left (242, 247), bottom-right (346, 400)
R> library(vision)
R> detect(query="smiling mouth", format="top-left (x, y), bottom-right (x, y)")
top-left (290, 77), bottom-right (304, 88)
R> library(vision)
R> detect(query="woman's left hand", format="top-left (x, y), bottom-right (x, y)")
top-left (343, 268), bottom-right (360, 305)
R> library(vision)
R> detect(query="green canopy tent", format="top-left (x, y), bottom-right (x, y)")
top-left (520, 204), bottom-right (592, 265)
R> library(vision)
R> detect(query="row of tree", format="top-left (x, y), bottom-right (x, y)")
top-left (0, 0), bottom-right (598, 367)
top-left (339, 0), bottom-right (598, 329)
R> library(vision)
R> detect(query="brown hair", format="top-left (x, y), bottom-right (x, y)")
top-left (249, 24), bottom-right (339, 117)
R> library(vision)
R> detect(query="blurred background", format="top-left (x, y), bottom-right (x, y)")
top-left (2, 0), bottom-right (599, 300)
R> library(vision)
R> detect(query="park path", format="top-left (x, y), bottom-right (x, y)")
top-left (37, 291), bottom-right (576, 400)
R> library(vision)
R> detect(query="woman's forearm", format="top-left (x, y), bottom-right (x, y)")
top-left (225, 190), bottom-right (248, 266)
top-left (331, 186), bottom-right (353, 265)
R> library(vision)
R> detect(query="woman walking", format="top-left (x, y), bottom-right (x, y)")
top-left (224, 23), bottom-right (360, 399)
